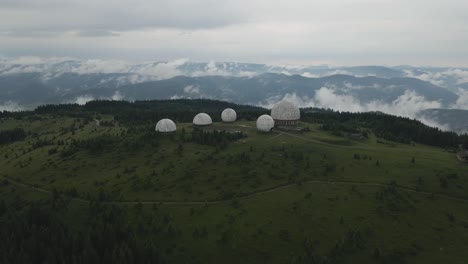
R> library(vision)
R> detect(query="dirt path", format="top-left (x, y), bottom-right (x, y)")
top-left (268, 133), bottom-right (283, 140)
top-left (2, 175), bottom-right (467, 206)
top-left (240, 124), bottom-right (445, 154)
top-left (1, 124), bottom-right (462, 206)
top-left (273, 129), bottom-right (372, 149)
top-left (275, 129), bottom-right (460, 161)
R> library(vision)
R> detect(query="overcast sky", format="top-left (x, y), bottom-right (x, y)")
top-left (1, 0), bottom-right (468, 66)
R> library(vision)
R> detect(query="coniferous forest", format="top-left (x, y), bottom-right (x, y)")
top-left (2, 99), bottom-right (466, 148)
top-left (1, 99), bottom-right (468, 264)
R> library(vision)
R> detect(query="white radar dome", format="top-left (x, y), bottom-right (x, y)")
top-left (221, 108), bottom-right (237, 122)
top-left (256, 114), bottom-right (275, 132)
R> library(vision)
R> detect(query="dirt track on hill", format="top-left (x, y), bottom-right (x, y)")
top-left (2, 175), bottom-right (467, 206)
top-left (0, 125), bottom-right (463, 206)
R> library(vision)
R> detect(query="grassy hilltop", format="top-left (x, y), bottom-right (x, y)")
top-left (1, 99), bottom-right (468, 264)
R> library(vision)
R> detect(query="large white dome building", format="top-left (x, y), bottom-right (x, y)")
top-left (155, 119), bottom-right (176, 133)
top-left (193, 113), bottom-right (213, 126)
top-left (256, 114), bottom-right (275, 132)
top-left (271, 100), bottom-right (300, 126)
top-left (221, 108), bottom-right (237, 123)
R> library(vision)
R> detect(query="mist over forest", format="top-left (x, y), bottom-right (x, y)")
top-left (2, 57), bottom-right (468, 133)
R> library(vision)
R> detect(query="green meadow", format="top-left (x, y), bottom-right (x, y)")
top-left (1, 111), bottom-right (468, 263)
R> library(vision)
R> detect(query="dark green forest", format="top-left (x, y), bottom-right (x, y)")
top-left (1, 99), bottom-right (466, 149)
top-left (1, 99), bottom-right (468, 264)
top-left (0, 192), bottom-right (162, 264)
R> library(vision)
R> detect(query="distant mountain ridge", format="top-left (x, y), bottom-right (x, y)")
top-left (418, 108), bottom-right (468, 133)
top-left (1, 58), bottom-right (468, 133)
top-left (1, 58), bottom-right (467, 87)
top-left (0, 72), bottom-right (459, 107)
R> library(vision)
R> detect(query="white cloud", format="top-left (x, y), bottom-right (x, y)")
top-left (404, 68), bottom-right (468, 87)
top-left (325, 70), bottom-right (352, 76)
top-left (74, 95), bottom-right (94, 105)
top-left (1, 1), bottom-right (468, 66)
top-left (404, 70), bottom-right (445, 86)
top-left (183, 85), bottom-right (200, 94)
top-left (0, 57), bottom-right (129, 76)
top-left (0, 101), bottom-right (23, 112)
top-left (0, 0), bottom-right (246, 34)
top-left (193, 60), bottom-right (237, 77)
top-left (313, 88), bottom-right (442, 118)
top-left (417, 116), bottom-right (451, 132)
top-left (299, 70), bottom-right (353, 79)
top-left (264, 87), bottom-right (448, 129)
top-left (69, 91), bottom-right (123, 104)
top-left (444, 69), bottom-right (468, 84)
top-left (301, 72), bottom-right (319, 78)
top-left (70, 59), bottom-right (128, 74)
top-left (261, 93), bottom-right (316, 109)
top-left (314, 87), bottom-right (365, 112)
top-left (170, 94), bottom-right (188, 100)
top-left (0, 57), bottom-right (264, 83)
top-left (341, 82), bottom-right (381, 91)
top-left (452, 89), bottom-right (468, 109)
top-left (133, 59), bottom-right (187, 80)
top-left (111, 91), bottom-right (124, 100)
top-left (0, 56), bottom-right (73, 65)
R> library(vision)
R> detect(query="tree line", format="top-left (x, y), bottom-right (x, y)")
top-left (0, 195), bottom-right (163, 264)
top-left (303, 109), bottom-right (467, 148)
top-left (2, 99), bottom-right (468, 148)
top-left (0, 128), bottom-right (26, 145)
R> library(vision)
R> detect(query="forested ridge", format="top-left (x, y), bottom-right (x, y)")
top-left (1, 99), bottom-right (467, 148)
top-left (302, 109), bottom-right (468, 148)
top-left (0, 128), bottom-right (26, 145)
top-left (1, 99), bottom-right (468, 264)
top-left (0, 193), bottom-right (163, 264)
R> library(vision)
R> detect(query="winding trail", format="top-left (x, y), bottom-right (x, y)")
top-left (2, 175), bottom-right (468, 206)
top-left (274, 129), bottom-right (451, 155)
top-left (272, 129), bottom-right (372, 149)
top-left (0, 124), bottom-right (463, 206)
top-left (239, 124), bottom-right (371, 149)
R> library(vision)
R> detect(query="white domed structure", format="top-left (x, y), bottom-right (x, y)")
top-left (193, 113), bottom-right (212, 126)
top-left (256, 114), bottom-right (275, 132)
top-left (221, 108), bottom-right (237, 123)
top-left (155, 119), bottom-right (176, 133)
top-left (271, 100), bottom-right (300, 126)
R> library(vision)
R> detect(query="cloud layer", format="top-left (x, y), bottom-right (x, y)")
top-left (3, 56), bottom-right (468, 90)
top-left (1, 0), bottom-right (468, 65)
top-left (0, 101), bottom-right (23, 112)
top-left (265, 88), bottom-right (441, 117)
top-left (0, 57), bottom-right (260, 83)
top-left (72, 91), bottom-right (125, 105)
top-left (405, 68), bottom-right (468, 87)
top-left (0, 0), bottom-right (245, 34)
top-left (1, 56), bottom-right (467, 132)
top-left (264, 87), bottom-right (454, 131)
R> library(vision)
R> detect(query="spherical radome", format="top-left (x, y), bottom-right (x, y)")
top-left (256, 114), bottom-right (275, 132)
top-left (155, 119), bottom-right (176, 132)
top-left (221, 108), bottom-right (237, 122)
top-left (193, 113), bottom-right (212, 126)
top-left (271, 100), bottom-right (300, 121)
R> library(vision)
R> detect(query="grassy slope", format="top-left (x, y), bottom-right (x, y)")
top-left (1, 116), bottom-right (468, 263)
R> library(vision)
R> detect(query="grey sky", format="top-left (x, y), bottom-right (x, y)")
top-left (1, 0), bottom-right (468, 66)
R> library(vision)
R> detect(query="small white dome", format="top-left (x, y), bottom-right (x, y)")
top-left (193, 113), bottom-right (212, 126)
top-left (256, 114), bottom-right (275, 132)
top-left (221, 108), bottom-right (237, 122)
top-left (155, 119), bottom-right (176, 132)
top-left (271, 100), bottom-right (300, 121)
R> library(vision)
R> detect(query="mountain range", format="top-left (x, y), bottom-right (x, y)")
top-left (1, 58), bottom-right (467, 133)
